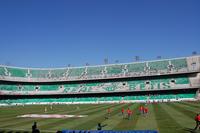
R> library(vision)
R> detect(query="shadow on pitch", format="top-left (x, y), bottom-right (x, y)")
top-left (183, 128), bottom-right (200, 133)
top-left (0, 130), bottom-right (29, 133)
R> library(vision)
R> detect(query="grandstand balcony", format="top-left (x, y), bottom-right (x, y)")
top-left (0, 75), bottom-right (199, 96)
top-left (0, 56), bottom-right (199, 82)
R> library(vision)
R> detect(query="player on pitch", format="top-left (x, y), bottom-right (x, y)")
top-left (194, 113), bottom-right (200, 130)
top-left (139, 105), bottom-right (143, 115)
top-left (107, 107), bottom-right (111, 116)
top-left (144, 106), bottom-right (148, 115)
top-left (121, 108), bottom-right (125, 118)
top-left (105, 107), bottom-right (111, 119)
top-left (97, 123), bottom-right (107, 130)
top-left (127, 108), bottom-right (131, 120)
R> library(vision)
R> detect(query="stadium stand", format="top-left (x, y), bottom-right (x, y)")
top-left (0, 56), bottom-right (199, 82)
top-left (106, 64), bottom-right (124, 75)
top-left (6, 67), bottom-right (27, 77)
top-left (30, 69), bottom-right (50, 78)
top-left (148, 60), bottom-right (169, 71)
top-left (0, 55), bottom-right (199, 105)
top-left (50, 68), bottom-right (68, 78)
top-left (126, 62), bottom-right (146, 73)
top-left (0, 93), bottom-right (196, 105)
top-left (86, 66), bottom-right (104, 77)
top-left (0, 76), bottom-right (191, 94)
top-left (170, 58), bottom-right (187, 70)
top-left (68, 67), bottom-right (86, 78)
top-left (0, 66), bottom-right (6, 76)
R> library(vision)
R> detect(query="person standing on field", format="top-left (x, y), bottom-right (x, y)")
top-left (97, 123), bottom-right (107, 130)
top-left (121, 108), bottom-right (125, 118)
top-left (139, 105), bottom-right (143, 115)
top-left (127, 108), bottom-right (131, 120)
top-left (194, 113), bottom-right (200, 130)
top-left (144, 106), bottom-right (148, 115)
top-left (107, 107), bottom-right (111, 117)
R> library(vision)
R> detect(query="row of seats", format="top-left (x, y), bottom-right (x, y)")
top-left (0, 84), bottom-right (60, 91)
top-left (0, 93), bottom-right (196, 104)
top-left (0, 77), bottom-right (190, 93)
top-left (0, 58), bottom-right (188, 79)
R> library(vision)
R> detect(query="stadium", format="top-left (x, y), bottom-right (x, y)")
top-left (0, 0), bottom-right (200, 133)
top-left (0, 55), bottom-right (200, 133)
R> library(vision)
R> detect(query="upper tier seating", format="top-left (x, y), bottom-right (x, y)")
top-left (68, 68), bottom-right (85, 77)
top-left (171, 58), bottom-right (187, 70)
top-left (50, 69), bottom-right (68, 78)
top-left (106, 64), bottom-right (124, 75)
top-left (0, 57), bottom-right (192, 81)
top-left (126, 63), bottom-right (146, 73)
top-left (0, 66), bottom-right (6, 76)
top-left (6, 67), bottom-right (27, 77)
top-left (86, 66), bottom-right (104, 77)
top-left (30, 69), bottom-right (50, 78)
top-left (148, 60), bottom-right (169, 71)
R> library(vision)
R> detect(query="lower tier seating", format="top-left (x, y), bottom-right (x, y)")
top-left (0, 77), bottom-right (190, 94)
top-left (0, 93), bottom-right (196, 105)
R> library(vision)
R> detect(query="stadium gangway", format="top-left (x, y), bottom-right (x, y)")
top-left (62, 130), bottom-right (158, 133)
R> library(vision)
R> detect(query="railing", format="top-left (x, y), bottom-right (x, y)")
top-left (0, 85), bottom-right (199, 95)
top-left (0, 67), bottom-right (199, 83)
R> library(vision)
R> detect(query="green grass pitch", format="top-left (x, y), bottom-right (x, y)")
top-left (0, 102), bottom-right (200, 133)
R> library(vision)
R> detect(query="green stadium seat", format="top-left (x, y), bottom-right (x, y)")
top-left (30, 69), bottom-right (50, 78)
top-left (50, 69), bottom-right (68, 78)
top-left (87, 66), bottom-right (104, 77)
top-left (68, 68), bottom-right (85, 77)
top-left (171, 58), bottom-right (187, 69)
top-left (0, 92), bottom-right (196, 105)
top-left (0, 66), bottom-right (6, 76)
top-left (0, 76), bottom-right (191, 93)
top-left (6, 67), bottom-right (27, 77)
top-left (148, 60), bottom-right (169, 70)
top-left (126, 63), bottom-right (146, 73)
top-left (106, 65), bottom-right (124, 75)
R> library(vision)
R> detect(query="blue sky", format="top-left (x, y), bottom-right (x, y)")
top-left (0, 0), bottom-right (199, 68)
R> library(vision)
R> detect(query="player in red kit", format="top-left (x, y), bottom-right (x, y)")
top-left (121, 108), bottom-right (125, 118)
top-left (194, 114), bottom-right (200, 130)
top-left (139, 105), bottom-right (143, 115)
top-left (107, 108), bottom-right (111, 117)
top-left (144, 107), bottom-right (148, 116)
top-left (127, 108), bottom-right (131, 120)
top-left (105, 108), bottom-right (111, 119)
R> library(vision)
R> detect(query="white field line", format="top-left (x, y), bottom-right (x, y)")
top-left (17, 114), bottom-right (88, 118)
